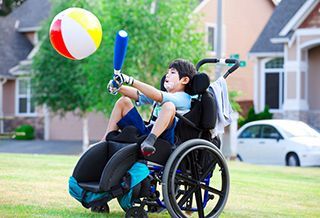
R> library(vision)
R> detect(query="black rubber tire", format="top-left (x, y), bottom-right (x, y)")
top-left (125, 207), bottom-right (148, 218)
top-left (90, 204), bottom-right (110, 213)
top-left (236, 154), bottom-right (243, 162)
top-left (286, 153), bottom-right (300, 167)
top-left (162, 139), bottom-right (230, 218)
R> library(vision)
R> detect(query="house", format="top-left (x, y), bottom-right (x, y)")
top-left (0, 0), bottom-right (107, 140)
top-left (194, 0), bottom-right (275, 114)
top-left (1, 0), bottom-right (276, 141)
top-left (250, 0), bottom-right (320, 131)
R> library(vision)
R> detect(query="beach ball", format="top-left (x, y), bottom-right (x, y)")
top-left (49, 8), bottom-right (102, 60)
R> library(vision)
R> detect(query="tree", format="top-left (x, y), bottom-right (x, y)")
top-left (32, 0), bottom-right (206, 150)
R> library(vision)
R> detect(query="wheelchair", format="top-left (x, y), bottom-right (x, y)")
top-left (70, 58), bottom-right (239, 218)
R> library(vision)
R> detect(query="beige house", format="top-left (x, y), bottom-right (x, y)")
top-left (195, 0), bottom-right (275, 105)
top-left (1, 0), bottom-right (275, 141)
top-left (250, 0), bottom-right (320, 131)
top-left (0, 0), bottom-right (107, 141)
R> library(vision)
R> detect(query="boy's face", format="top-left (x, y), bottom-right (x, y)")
top-left (164, 68), bottom-right (190, 93)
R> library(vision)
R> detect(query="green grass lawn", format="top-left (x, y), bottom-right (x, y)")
top-left (0, 153), bottom-right (319, 218)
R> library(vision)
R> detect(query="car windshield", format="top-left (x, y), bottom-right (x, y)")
top-left (277, 122), bottom-right (320, 138)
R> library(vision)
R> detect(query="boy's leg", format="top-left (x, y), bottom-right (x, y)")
top-left (103, 96), bottom-right (134, 140)
top-left (141, 102), bottom-right (176, 156)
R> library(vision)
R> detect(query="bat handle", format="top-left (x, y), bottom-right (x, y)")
top-left (114, 69), bottom-right (121, 75)
top-left (112, 69), bottom-right (121, 89)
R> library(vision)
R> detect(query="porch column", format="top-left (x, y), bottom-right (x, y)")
top-left (0, 78), bottom-right (7, 133)
top-left (283, 38), bottom-right (309, 123)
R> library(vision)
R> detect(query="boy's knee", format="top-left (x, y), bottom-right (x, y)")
top-left (116, 96), bottom-right (133, 108)
top-left (162, 102), bottom-right (176, 115)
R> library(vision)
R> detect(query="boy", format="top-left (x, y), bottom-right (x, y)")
top-left (103, 59), bottom-right (196, 156)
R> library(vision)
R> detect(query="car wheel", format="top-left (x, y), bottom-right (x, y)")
top-left (236, 154), bottom-right (243, 162)
top-left (286, 153), bottom-right (300, 167)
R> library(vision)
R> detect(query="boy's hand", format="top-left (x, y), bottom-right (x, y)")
top-left (107, 80), bottom-right (119, 95)
top-left (114, 73), bottom-right (134, 86)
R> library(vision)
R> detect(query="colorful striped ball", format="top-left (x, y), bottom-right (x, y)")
top-left (49, 8), bottom-right (102, 60)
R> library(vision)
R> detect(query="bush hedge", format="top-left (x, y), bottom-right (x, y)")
top-left (14, 125), bottom-right (35, 140)
top-left (238, 106), bottom-right (273, 128)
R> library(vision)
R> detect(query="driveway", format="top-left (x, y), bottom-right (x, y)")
top-left (0, 139), bottom-right (92, 155)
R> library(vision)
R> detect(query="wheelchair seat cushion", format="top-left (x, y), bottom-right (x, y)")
top-left (106, 125), bottom-right (142, 143)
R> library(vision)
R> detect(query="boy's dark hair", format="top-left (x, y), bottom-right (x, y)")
top-left (168, 59), bottom-right (197, 93)
top-left (169, 59), bottom-right (197, 81)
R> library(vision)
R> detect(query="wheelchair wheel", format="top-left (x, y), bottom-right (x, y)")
top-left (90, 204), bottom-right (110, 213)
top-left (125, 206), bottom-right (148, 218)
top-left (162, 139), bottom-right (230, 218)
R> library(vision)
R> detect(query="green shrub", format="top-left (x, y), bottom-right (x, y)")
top-left (238, 106), bottom-right (273, 127)
top-left (14, 125), bottom-right (35, 140)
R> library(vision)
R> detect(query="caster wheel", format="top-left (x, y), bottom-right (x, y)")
top-left (125, 206), bottom-right (148, 218)
top-left (91, 204), bottom-right (110, 213)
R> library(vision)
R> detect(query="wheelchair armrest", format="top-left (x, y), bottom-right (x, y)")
top-left (175, 113), bottom-right (202, 132)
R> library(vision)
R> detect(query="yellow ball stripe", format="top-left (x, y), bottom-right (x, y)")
top-left (67, 8), bottom-right (102, 48)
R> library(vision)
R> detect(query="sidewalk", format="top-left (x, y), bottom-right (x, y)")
top-left (0, 139), bottom-right (93, 155)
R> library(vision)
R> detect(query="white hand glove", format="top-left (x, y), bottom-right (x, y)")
top-left (114, 73), bottom-right (134, 86)
top-left (107, 80), bottom-right (119, 95)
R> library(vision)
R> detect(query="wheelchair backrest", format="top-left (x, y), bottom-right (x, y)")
top-left (174, 73), bottom-right (217, 144)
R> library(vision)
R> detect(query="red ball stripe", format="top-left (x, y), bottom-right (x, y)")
top-left (50, 19), bottom-right (75, 60)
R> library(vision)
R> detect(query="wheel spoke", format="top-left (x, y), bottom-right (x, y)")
top-left (200, 183), bottom-right (223, 196)
top-left (178, 185), bottom-right (197, 207)
top-left (200, 160), bottom-right (218, 181)
top-left (195, 187), bottom-right (205, 218)
top-left (175, 173), bottom-right (198, 186)
top-left (190, 151), bottom-right (200, 180)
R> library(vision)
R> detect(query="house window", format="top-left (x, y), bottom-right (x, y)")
top-left (207, 26), bottom-right (215, 52)
top-left (264, 58), bottom-right (284, 110)
top-left (16, 78), bottom-right (35, 115)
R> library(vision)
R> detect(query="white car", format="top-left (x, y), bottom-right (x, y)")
top-left (237, 120), bottom-right (320, 166)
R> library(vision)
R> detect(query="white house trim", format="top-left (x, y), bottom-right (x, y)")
top-left (270, 37), bottom-right (289, 44)
top-left (260, 58), bottom-right (285, 113)
top-left (249, 52), bottom-right (284, 58)
top-left (0, 78), bottom-right (8, 133)
top-left (253, 59), bottom-right (258, 112)
top-left (17, 26), bottom-right (41, 33)
top-left (296, 34), bottom-right (301, 100)
top-left (205, 22), bottom-right (217, 56)
top-left (193, 0), bottom-right (211, 14)
top-left (27, 45), bottom-right (40, 59)
top-left (287, 28), bottom-right (320, 48)
top-left (279, 0), bottom-right (318, 36)
top-left (296, 28), bottom-right (320, 36)
top-left (300, 38), bottom-right (320, 50)
top-left (306, 50), bottom-right (309, 105)
top-left (284, 44), bottom-right (288, 110)
top-left (15, 77), bottom-right (37, 117)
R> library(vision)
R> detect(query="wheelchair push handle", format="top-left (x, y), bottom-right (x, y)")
top-left (196, 58), bottom-right (240, 79)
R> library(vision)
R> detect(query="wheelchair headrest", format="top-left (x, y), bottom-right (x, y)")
top-left (160, 73), bottom-right (210, 95)
top-left (185, 73), bottom-right (210, 95)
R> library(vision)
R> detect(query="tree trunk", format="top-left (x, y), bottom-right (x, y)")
top-left (82, 114), bottom-right (89, 152)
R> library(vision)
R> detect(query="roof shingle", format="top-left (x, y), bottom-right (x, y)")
top-left (250, 0), bottom-right (306, 54)
top-left (0, 0), bottom-right (50, 77)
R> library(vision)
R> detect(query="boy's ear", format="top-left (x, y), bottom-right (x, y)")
top-left (181, 76), bottom-right (190, 85)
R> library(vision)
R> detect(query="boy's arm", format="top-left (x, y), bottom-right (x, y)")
top-left (118, 86), bottom-right (139, 101)
top-left (132, 80), bottom-right (163, 102)
top-left (113, 73), bottom-right (163, 102)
